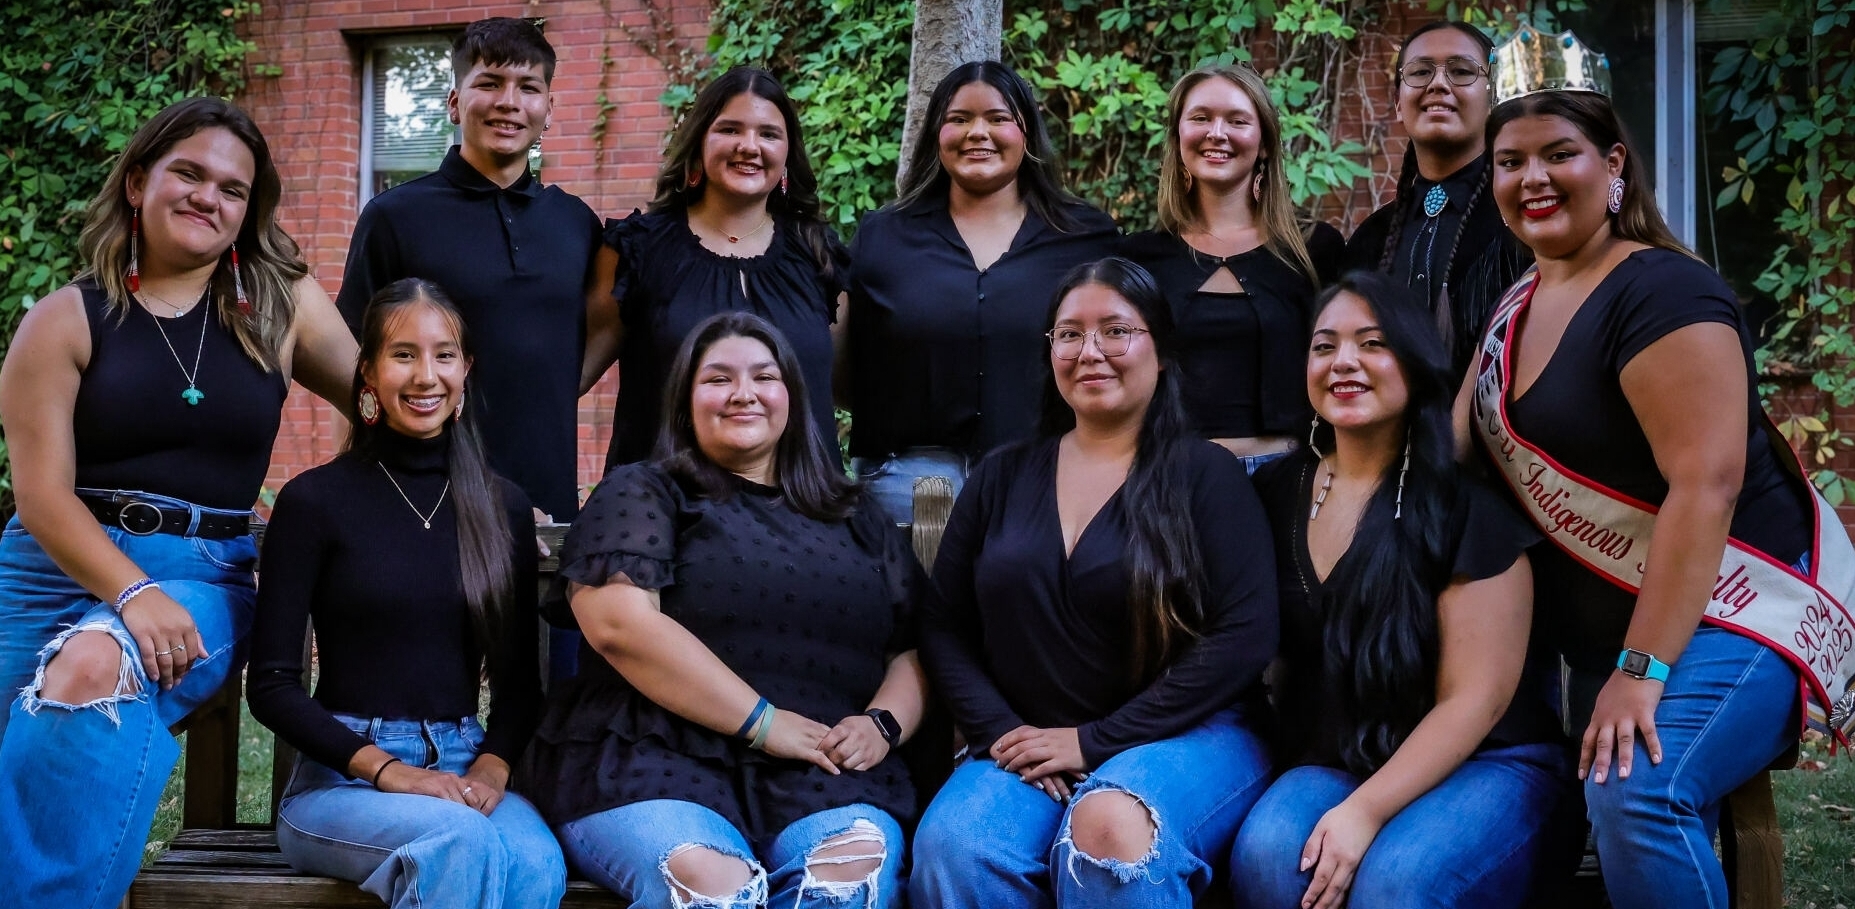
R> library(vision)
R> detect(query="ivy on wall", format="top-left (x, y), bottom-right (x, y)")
top-left (0, 0), bottom-right (264, 516)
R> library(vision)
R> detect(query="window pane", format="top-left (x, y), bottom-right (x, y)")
top-left (371, 37), bottom-right (454, 175)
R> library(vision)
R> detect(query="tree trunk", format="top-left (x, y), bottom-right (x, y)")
top-left (899, 0), bottom-right (1004, 191)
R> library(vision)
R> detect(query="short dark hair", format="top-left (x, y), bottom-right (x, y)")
top-left (654, 311), bottom-right (857, 521)
top-left (452, 17), bottom-right (556, 85)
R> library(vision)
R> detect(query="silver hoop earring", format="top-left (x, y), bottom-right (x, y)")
top-left (1394, 435), bottom-right (1412, 519)
top-left (1308, 415), bottom-right (1323, 460)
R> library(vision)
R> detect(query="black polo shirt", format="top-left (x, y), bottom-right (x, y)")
top-left (846, 198), bottom-right (1119, 461)
top-left (336, 147), bottom-right (602, 518)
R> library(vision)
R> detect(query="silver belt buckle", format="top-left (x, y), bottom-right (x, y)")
top-left (118, 500), bottom-right (164, 536)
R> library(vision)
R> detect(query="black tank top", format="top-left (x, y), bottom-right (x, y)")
top-left (71, 279), bottom-right (288, 510)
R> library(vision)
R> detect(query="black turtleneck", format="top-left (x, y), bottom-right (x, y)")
top-left (248, 427), bottom-right (542, 776)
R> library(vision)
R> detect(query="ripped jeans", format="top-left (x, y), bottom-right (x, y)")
top-left (910, 708), bottom-right (1272, 909)
top-left (0, 512), bottom-right (257, 909)
top-left (559, 800), bottom-right (903, 909)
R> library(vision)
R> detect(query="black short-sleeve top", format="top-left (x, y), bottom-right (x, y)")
top-left (1118, 225), bottom-right (1344, 439)
top-left (70, 280), bottom-right (287, 510)
top-left (518, 463), bottom-right (920, 842)
top-left (604, 208), bottom-right (847, 468)
top-left (1494, 247), bottom-right (1812, 673)
top-left (919, 437), bottom-right (1278, 767)
top-left (846, 199), bottom-right (1120, 460)
top-left (1253, 450), bottom-right (1558, 771)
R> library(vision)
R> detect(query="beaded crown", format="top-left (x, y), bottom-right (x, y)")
top-left (1491, 23), bottom-right (1612, 104)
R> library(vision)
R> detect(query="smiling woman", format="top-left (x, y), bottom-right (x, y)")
top-left (583, 67), bottom-right (847, 471)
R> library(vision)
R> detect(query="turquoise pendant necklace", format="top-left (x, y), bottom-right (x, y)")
top-left (146, 297), bottom-right (208, 406)
top-left (1423, 184), bottom-right (1448, 218)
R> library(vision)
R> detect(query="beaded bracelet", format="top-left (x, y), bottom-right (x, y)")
top-left (114, 578), bottom-right (160, 614)
top-left (734, 697), bottom-right (771, 741)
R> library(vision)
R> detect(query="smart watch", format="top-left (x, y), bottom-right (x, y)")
top-left (864, 708), bottom-right (903, 747)
top-left (1616, 648), bottom-right (1671, 683)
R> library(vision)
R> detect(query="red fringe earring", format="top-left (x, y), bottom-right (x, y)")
top-left (779, 172), bottom-right (789, 196)
top-left (231, 244), bottom-right (252, 316)
top-left (127, 208), bottom-right (141, 293)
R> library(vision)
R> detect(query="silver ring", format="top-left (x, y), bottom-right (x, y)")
top-left (463, 786), bottom-right (474, 796)
top-left (157, 645), bottom-right (184, 656)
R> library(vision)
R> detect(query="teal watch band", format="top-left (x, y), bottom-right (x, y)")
top-left (1617, 648), bottom-right (1670, 682)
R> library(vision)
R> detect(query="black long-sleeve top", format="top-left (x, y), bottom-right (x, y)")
top-left (846, 198), bottom-right (1120, 461)
top-left (920, 436), bottom-right (1278, 766)
top-left (335, 147), bottom-right (602, 518)
top-left (248, 427), bottom-right (543, 775)
top-left (1119, 225), bottom-right (1344, 438)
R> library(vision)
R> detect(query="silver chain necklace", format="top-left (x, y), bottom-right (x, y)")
top-left (378, 462), bottom-right (450, 530)
top-left (144, 296), bottom-right (209, 406)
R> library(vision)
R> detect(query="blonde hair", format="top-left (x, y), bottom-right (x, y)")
top-left (1156, 65), bottom-right (1317, 282)
top-left (76, 97), bottom-right (307, 371)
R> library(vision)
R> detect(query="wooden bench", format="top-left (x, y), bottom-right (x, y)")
top-left (129, 479), bottom-right (961, 909)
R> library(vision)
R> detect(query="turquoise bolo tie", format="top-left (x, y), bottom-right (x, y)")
top-left (1423, 184), bottom-right (1448, 218)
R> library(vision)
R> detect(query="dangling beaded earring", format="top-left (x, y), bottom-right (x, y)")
top-left (231, 243), bottom-right (252, 317)
top-left (1394, 435), bottom-right (1412, 520)
top-left (779, 172), bottom-right (789, 196)
top-left (453, 390), bottom-right (466, 423)
top-left (127, 208), bottom-right (142, 293)
top-left (1307, 414), bottom-right (1323, 460)
top-left (358, 386), bottom-right (381, 425)
top-left (1607, 176), bottom-right (1625, 214)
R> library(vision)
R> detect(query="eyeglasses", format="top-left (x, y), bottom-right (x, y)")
top-left (1045, 324), bottom-right (1150, 359)
top-left (1399, 56), bottom-right (1488, 89)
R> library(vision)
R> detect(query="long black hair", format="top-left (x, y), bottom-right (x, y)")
top-left (347, 278), bottom-right (515, 678)
top-left (1035, 257), bottom-right (1202, 683)
top-left (654, 311), bottom-right (858, 521)
top-left (892, 60), bottom-right (1087, 232)
top-left (651, 67), bottom-right (839, 283)
top-left (1308, 270), bottom-right (1461, 775)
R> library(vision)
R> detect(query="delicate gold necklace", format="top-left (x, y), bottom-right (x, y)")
top-left (379, 463), bottom-right (450, 530)
top-left (698, 211), bottom-right (773, 244)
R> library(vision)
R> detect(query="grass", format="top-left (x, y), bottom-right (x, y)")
top-left (143, 685), bottom-right (1855, 909)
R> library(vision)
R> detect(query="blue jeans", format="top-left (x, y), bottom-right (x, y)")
top-left (1577, 625), bottom-right (1795, 909)
top-left (559, 799), bottom-right (903, 909)
top-left (854, 449), bottom-right (968, 526)
top-left (277, 715), bottom-right (565, 909)
top-left (910, 709), bottom-right (1272, 909)
top-left (1234, 450), bottom-right (1292, 477)
top-left (0, 507), bottom-right (257, 909)
top-left (1231, 741), bottom-right (1569, 909)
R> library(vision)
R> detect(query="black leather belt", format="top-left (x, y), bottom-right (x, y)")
top-left (78, 492), bottom-right (251, 539)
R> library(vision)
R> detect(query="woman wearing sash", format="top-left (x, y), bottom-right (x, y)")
top-left (847, 61), bottom-right (1119, 523)
top-left (1471, 72), bottom-right (1845, 907)
top-left (911, 258), bottom-right (1277, 909)
top-left (1119, 64), bottom-right (1343, 475)
top-left (1231, 271), bottom-right (1566, 909)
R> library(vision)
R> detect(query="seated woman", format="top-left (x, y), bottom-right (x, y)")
top-left (912, 257), bottom-right (1278, 909)
top-left (1120, 63), bottom-right (1344, 473)
top-left (1231, 272), bottom-right (1566, 909)
top-left (247, 278), bottom-right (562, 909)
top-left (522, 312), bottom-right (927, 909)
top-left (0, 96), bottom-right (354, 908)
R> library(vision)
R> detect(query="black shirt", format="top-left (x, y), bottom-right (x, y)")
top-left (247, 427), bottom-right (543, 775)
top-left (518, 463), bottom-right (919, 841)
top-left (1254, 450), bottom-right (1560, 772)
top-left (1346, 154), bottom-right (1532, 376)
top-left (336, 147), bottom-right (602, 518)
top-left (72, 279), bottom-right (287, 509)
top-left (921, 437), bottom-right (1278, 766)
top-left (1496, 248), bottom-right (1812, 673)
top-left (1119, 225), bottom-right (1343, 438)
top-left (846, 199), bottom-right (1120, 460)
top-left (603, 207), bottom-right (844, 468)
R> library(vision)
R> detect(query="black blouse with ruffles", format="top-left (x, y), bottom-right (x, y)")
top-left (604, 208), bottom-right (848, 468)
top-left (1119, 226), bottom-right (1343, 439)
top-left (517, 463), bottom-right (920, 843)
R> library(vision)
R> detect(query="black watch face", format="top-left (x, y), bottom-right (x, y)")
top-left (868, 710), bottom-right (901, 744)
top-left (1621, 651), bottom-right (1650, 677)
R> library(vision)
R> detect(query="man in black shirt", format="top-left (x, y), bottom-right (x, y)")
top-left (336, 18), bottom-right (604, 523)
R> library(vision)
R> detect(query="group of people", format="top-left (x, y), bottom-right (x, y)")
top-left (1, 13), bottom-right (1849, 909)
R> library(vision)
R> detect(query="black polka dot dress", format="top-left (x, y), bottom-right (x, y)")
top-left (517, 463), bottom-right (919, 845)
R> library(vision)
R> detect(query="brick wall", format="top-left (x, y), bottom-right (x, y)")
top-left (237, 0), bottom-right (709, 507)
